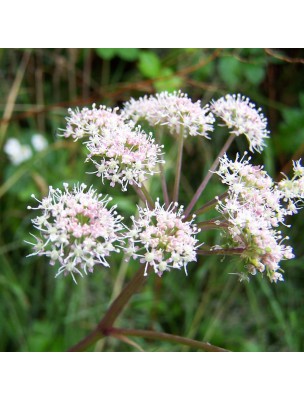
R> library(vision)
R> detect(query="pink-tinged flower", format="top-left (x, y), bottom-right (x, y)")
top-left (211, 94), bottom-right (269, 152)
top-left (61, 104), bottom-right (124, 141)
top-left (214, 153), bottom-right (301, 283)
top-left (61, 104), bottom-right (164, 191)
top-left (85, 124), bottom-right (164, 191)
top-left (123, 91), bottom-right (215, 138)
top-left (278, 159), bottom-right (304, 213)
top-left (127, 199), bottom-right (200, 276)
top-left (26, 183), bottom-right (124, 283)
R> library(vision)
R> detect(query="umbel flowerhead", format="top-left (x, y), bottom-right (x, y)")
top-left (211, 94), bottom-right (269, 152)
top-left (61, 104), bottom-right (164, 191)
top-left (26, 183), bottom-right (124, 283)
top-left (214, 153), bottom-right (304, 282)
top-left (126, 199), bottom-right (200, 276)
top-left (122, 90), bottom-right (215, 138)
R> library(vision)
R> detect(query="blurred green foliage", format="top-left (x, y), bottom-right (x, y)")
top-left (1, 48), bottom-right (304, 352)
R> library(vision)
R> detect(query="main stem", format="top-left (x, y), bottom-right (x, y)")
top-left (184, 135), bottom-right (235, 218)
top-left (172, 128), bottom-right (184, 203)
top-left (68, 268), bottom-right (147, 352)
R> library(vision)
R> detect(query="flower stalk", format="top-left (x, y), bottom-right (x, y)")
top-left (184, 135), bottom-right (235, 218)
top-left (197, 247), bottom-right (245, 256)
top-left (172, 127), bottom-right (184, 203)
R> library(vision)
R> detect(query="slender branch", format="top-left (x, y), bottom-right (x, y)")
top-left (132, 184), bottom-right (147, 204)
top-left (172, 128), bottom-right (184, 203)
top-left (132, 184), bottom-right (154, 210)
top-left (160, 161), bottom-right (170, 207)
top-left (197, 218), bottom-right (229, 230)
top-left (110, 333), bottom-right (145, 352)
top-left (197, 247), bottom-right (245, 256)
top-left (155, 127), bottom-right (170, 207)
top-left (140, 183), bottom-right (155, 209)
top-left (193, 191), bottom-right (229, 217)
top-left (108, 327), bottom-right (230, 352)
top-left (68, 268), bottom-right (147, 352)
top-left (184, 135), bottom-right (235, 218)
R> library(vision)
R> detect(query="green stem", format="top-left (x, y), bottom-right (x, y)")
top-left (140, 183), bottom-right (155, 209)
top-left (160, 161), bottom-right (170, 207)
top-left (197, 218), bottom-right (229, 230)
top-left (68, 268), bottom-right (147, 352)
top-left (108, 327), bottom-right (230, 352)
top-left (193, 191), bottom-right (229, 217)
top-left (172, 128), bottom-right (184, 203)
top-left (184, 135), bottom-right (235, 218)
top-left (133, 184), bottom-right (154, 210)
top-left (197, 247), bottom-right (245, 256)
top-left (155, 127), bottom-right (170, 207)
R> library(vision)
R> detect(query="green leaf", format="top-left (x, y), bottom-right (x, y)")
top-left (241, 48), bottom-right (265, 57)
top-left (138, 51), bottom-right (161, 78)
top-left (193, 61), bottom-right (215, 80)
top-left (243, 64), bottom-right (265, 85)
top-left (154, 67), bottom-right (183, 92)
top-left (116, 48), bottom-right (139, 61)
top-left (95, 48), bottom-right (116, 60)
top-left (218, 56), bottom-right (242, 88)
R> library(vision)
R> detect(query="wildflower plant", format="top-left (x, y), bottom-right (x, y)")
top-left (27, 91), bottom-right (304, 352)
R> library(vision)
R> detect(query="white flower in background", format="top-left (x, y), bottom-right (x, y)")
top-left (4, 134), bottom-right (48, 166)
top-left (123, 90), bottom-right (215, 138)
top-left (211, 94), bottom-right (269, 152)
top-left (127, 199), bottom-right (200, 276)
top-left (31, 134), bottom-right (48, 151)
top-left (4, 138), bottom-right (32, 165)
top-left (26, 183), bottom-right (124, 283)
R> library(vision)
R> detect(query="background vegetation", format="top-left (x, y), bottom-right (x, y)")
top-left (1, 48), bottom-right (304, 352)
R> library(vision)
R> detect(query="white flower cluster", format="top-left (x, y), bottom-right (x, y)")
top-left (215, 154), bottom-right (304, 282)
top-left (123, 90), bottom-right (215, 138)
top-left (126, 199), bottom-right (200, 276)
top-left (26, 183), bottom-right (124, 283)
top-left (85, 124), bottom-right (163, 191)
top-left (62, 104), bottom-right (123, 141)
top-left (211, 94), bottom-right (269, 152)
top-left (278, 160), bottom-right (304, 212)
top-left (26, 92), bottom-right (303, 286)
top-left (62, 104), bottom-right (164, 191)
